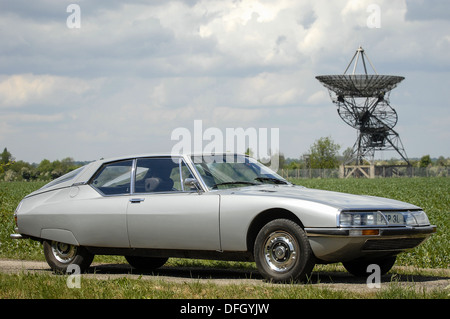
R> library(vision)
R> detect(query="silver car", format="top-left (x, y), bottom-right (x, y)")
top-left (11, 153), bottom-right (436, 282)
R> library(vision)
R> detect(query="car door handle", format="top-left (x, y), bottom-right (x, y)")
top-left (129, 198), bottom-right (145, 203)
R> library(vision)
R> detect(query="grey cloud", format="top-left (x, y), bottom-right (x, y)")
top-left (405, 0), bottom-right (450, 21)
top-left (0, 0), bottom-right (448, 162)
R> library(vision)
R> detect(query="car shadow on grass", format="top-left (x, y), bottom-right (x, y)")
top-left (86, 263), bottom-right (449, 285)
top-left (89, 263), bottom-right (264, 281)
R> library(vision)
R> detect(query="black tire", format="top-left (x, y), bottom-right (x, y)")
top-left (253, 219), bottom-right (315, 283)
top-left (125, 256), bottom-right (168, 271)
top-left (343, 256), bottom-right (397, 277)
top-left (43, 240), bottom-right (94, 274)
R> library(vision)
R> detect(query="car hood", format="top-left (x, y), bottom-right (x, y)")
top-left (219, 185), bottom-right (421, 211)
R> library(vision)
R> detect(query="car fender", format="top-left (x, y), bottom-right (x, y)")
top-left (219, 192), bottom-right (338, 251)
top-left (40, 228), bottom-right (80, 246)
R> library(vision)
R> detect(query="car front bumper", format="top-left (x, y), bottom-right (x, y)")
top-left (305, 225), bottom-right (437, 263)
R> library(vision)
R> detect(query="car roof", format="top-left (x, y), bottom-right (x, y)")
top-left (91, 152), bottom-right (247, 164)
top-left (26, 153), bottom-right (249, 197)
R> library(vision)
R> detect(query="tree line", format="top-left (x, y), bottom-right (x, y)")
top-left (0, 148), bottom-right (86, 182)
top-left (251, 137), bottom-right (450, 170)
top-left (1, 139), bottom-right (449, 182)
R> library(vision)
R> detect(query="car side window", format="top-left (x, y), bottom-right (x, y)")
top-left (90, 160), bottom-right (133, 195)
top-left (170, 159), bottom-right (195, 191)
top-left (134, 157), bottom-right (194, 193)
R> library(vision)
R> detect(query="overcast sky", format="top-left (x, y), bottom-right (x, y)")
top-left (0, 0), bottom-right (449, 163)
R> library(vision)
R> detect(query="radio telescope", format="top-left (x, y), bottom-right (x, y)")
top-left (316, 46), bottom-right (410, 165)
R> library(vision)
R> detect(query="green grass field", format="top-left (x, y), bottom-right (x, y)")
top-left (0, 271), bottom-right (447, 299)
top-left (0, 178), bottom-right (448, 299)
top-left (1, 178), bottom-right (448, 268)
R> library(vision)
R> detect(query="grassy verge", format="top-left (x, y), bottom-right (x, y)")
top-left (0, 271), bottom-right (447, 299)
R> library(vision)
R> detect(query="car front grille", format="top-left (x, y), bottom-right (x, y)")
top-left (362, 238), bottom-right (426, 251)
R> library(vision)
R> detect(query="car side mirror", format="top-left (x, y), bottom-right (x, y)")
top-left (184, 178), bottom-right (202, 192)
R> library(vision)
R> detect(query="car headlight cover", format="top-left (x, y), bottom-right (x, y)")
top-left (408, 210), bottom-right (430, 226)
top-left (339, 210), bottom-right (430, 227)
top-left (339, 211), bottom-right (388, 226)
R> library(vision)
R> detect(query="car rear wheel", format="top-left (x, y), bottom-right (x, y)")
top-left (43, 240), bottom-right (94, 274)
top-left (254, 219), bottom-right (315, 283)
top-left (125, 256), bottom-right (168, 271)
top-left (343, 256), bottom-right (397, 277)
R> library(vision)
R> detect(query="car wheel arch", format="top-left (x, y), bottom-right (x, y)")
top-left (246, 208), bottom-right (304, 254)
top-left (40, 228), bottom-right (79, 246)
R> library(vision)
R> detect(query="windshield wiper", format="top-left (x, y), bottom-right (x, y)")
top-left (254, 177), bottom-right (289, 185)
top-left (212, 181), bottom-right (257, 188)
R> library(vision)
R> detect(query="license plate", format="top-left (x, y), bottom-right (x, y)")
top-left (384, 212), bottom-right (404, 225)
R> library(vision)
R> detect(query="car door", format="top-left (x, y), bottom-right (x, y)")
top-left (84, 159), bottom-right (133, 248)
top-left (126, 157), bottom-right (221, 250)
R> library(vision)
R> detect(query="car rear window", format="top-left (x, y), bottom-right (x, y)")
top-left (40, 166), bottom-right (85, 190)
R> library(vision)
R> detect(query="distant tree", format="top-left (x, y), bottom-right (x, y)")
top-left (419, 155), bottom-right (432, 168)
top-left (51, 169), bottom-right (63, 179)
top-left (3, 170), bottom-right (16, 181)
top-left (38, 159), bottom-right (52, 173)
top-left (1, 147), bottom-right (13, 164)
top-left (21, 167), bottom-right (32, 181)
top-left (308, 137), bottom-right (341, 169)
top-left (0, 147), bottom-right (15, 175)
top-left (436, 156), bottom-right (447, 166)
top-left (0, 150), bottom-right (81, 182)
top-left (287, 160), bottom-right (301, 170)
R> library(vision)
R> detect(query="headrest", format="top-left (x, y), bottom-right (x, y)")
top-left (145, 177), bottom-right (161, 192)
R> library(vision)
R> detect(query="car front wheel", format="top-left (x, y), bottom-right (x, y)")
top-left (43, 240), bottom-right (94, 274)
top-left (254, 219), bottom-right (315, 283)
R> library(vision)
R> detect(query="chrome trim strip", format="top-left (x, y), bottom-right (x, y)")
top-left (305, 225), bottom-right (436, 237)
top-left (177, 157), bottom-right (184, 191)
top-left (71, 182), bottom-right (87, 186)
top-left (10, 234), bottom-right (24, 239)
top-left (130, 158), bottom-right (137, 194)
top-left (184, 155), bottom-right (208, 192)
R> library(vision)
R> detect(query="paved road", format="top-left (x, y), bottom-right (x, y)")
top-left (1, 259), bottom-right (449, 293)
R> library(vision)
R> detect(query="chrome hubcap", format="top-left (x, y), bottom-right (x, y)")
top-left (51, 241), bottom-right (77, 263)
top-left (263, 231), bottom-right (298, 273)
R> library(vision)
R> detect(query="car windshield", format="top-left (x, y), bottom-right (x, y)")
top-left (191, 154), bottom-right (289, 190)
